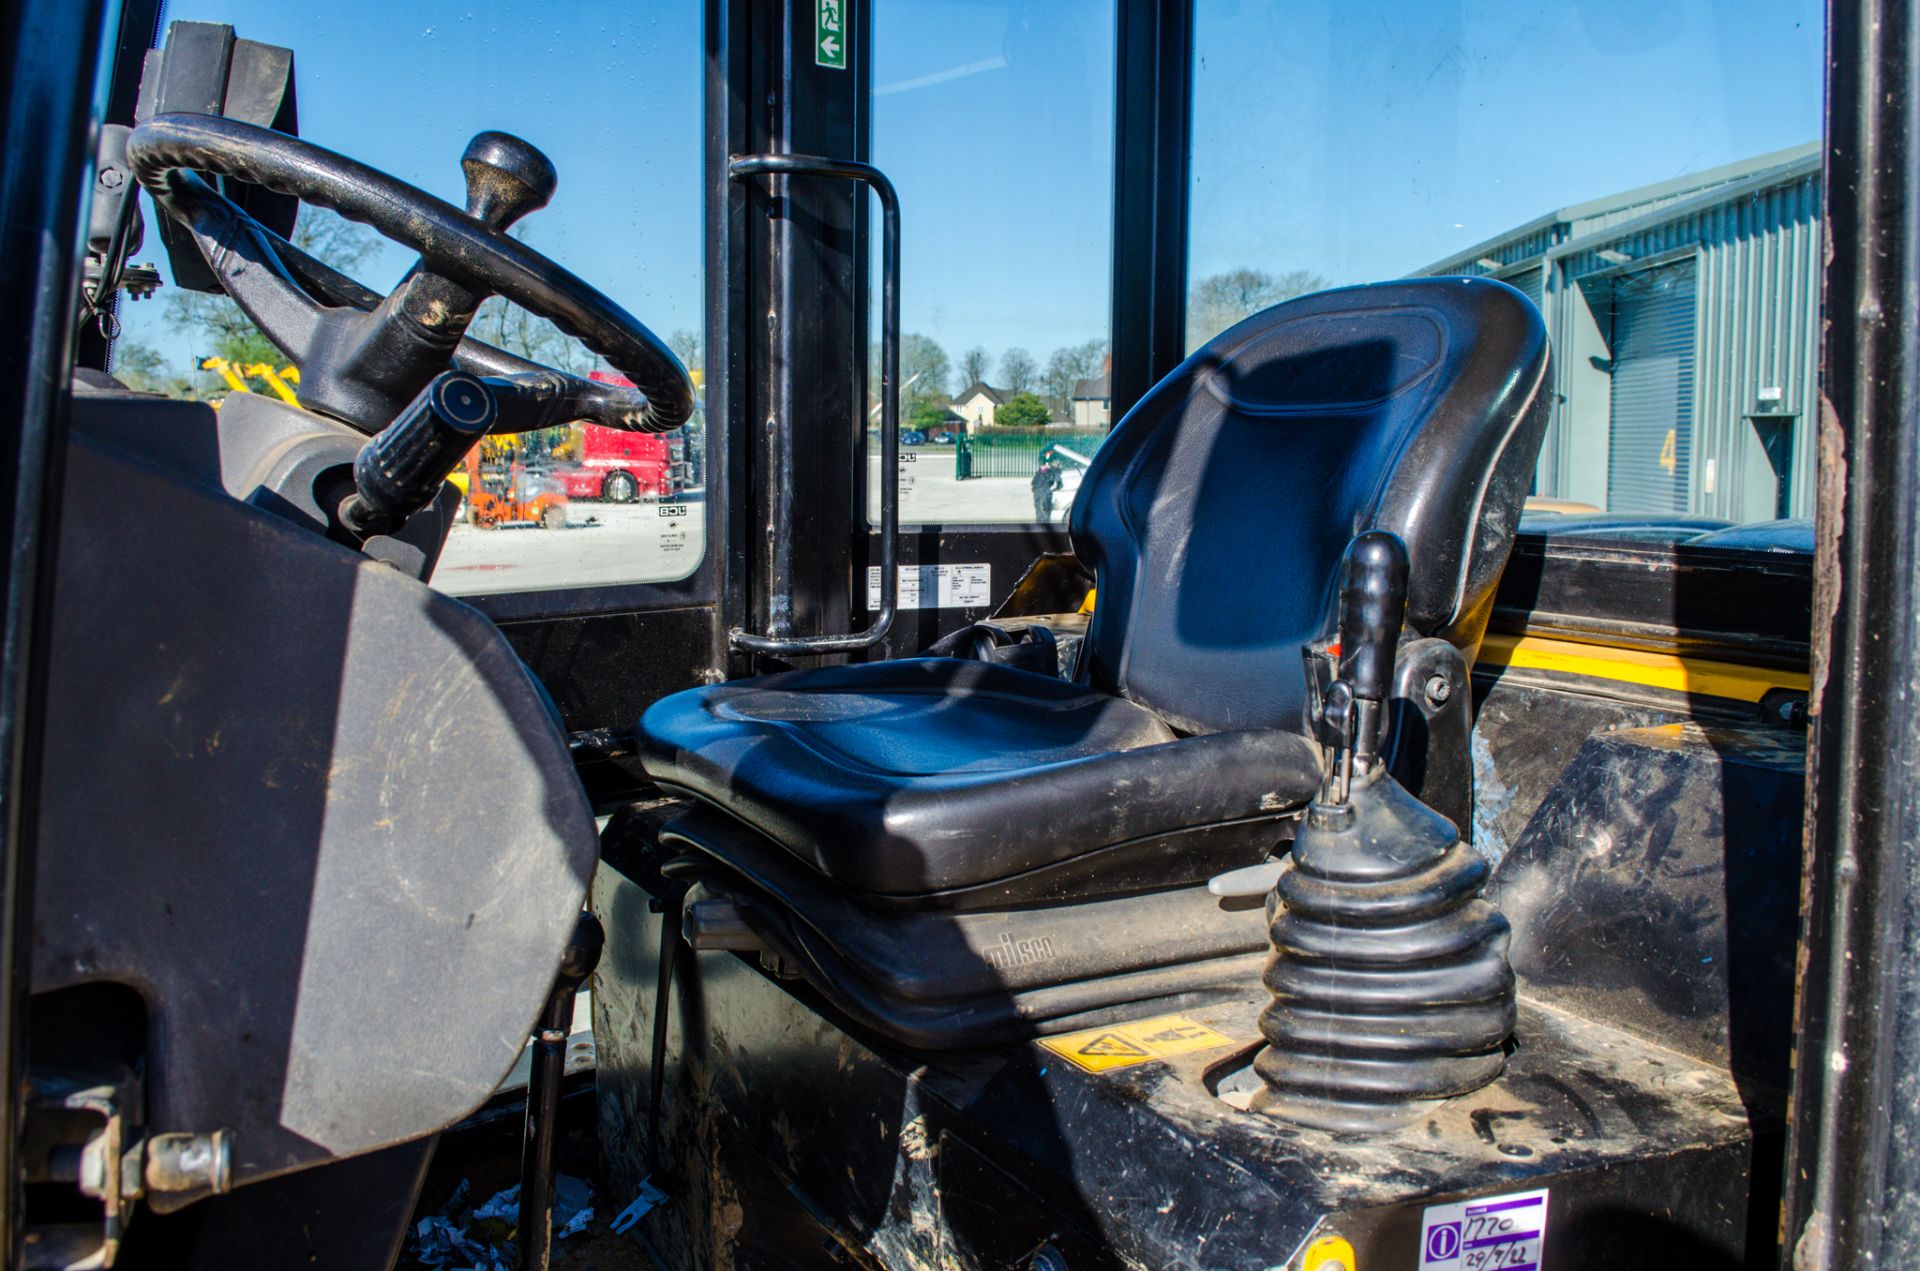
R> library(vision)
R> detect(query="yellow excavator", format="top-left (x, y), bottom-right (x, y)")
top-left (197, 356), bottom-right (301, 406)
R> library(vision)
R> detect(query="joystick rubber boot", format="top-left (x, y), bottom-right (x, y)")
top-left (1253, 768), bottom-right (1515, 1132)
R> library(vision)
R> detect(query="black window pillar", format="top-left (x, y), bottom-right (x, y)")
top-left (708, 0), bottom-right (870, 677)
top-left (1108, 0), bottom-right (1194, 420)
top-left (0, 0), bottom-right (116, 1258)
top-left (1782, 0), bottom-right (1920, 1264)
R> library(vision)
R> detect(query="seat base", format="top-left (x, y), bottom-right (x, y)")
top-left (659, 808), bottom-right (1273, 1049)
top-left (637, 658), bottom-right (1322, 904)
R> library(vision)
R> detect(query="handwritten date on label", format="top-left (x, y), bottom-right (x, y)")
top-left (1417, 1189), bottom-right (1547, 1271)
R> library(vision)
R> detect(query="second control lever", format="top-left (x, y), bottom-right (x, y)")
top-left (337, 370), bottom-right (497, 538)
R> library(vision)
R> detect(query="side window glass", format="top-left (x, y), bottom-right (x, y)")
top-left (1189, 0), bottom-right (1824, 544)
top-left (114, 3), bottom-right (707, 597)
top-left (867, 0), bottom-right (1117, 526)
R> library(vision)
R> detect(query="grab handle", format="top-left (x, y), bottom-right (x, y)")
top-left (725, 153), bottom-right (900, 655)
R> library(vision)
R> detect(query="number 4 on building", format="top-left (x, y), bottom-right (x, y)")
top-left (1659, 428), bottom-right (1677, 472)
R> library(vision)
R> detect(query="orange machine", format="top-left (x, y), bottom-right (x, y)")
top-left (461, 436), bottom-right (569, 530)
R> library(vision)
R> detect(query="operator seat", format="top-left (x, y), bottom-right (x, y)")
top-left (638, 277), bottom-right (1550, 1047)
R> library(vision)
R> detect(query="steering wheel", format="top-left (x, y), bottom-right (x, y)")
top-left (127, 114), bottom-right (694, 437)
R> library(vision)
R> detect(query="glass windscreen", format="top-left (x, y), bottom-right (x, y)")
top-left (866, 0), bottom-right (1116, 526)
top-left (114, 0), bottom-right (706, 596)
top-left (1189, 0), bottom-right (1824, 547)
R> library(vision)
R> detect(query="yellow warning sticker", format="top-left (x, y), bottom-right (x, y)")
top-left (1037, 1014), bottom-right (1236, 1074)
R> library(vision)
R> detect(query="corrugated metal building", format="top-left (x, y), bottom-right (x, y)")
top-left (1418, 142), bottom-right (1821, 522)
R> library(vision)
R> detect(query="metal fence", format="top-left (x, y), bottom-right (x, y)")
top-left (955, 427), bottom-right (1110, 479)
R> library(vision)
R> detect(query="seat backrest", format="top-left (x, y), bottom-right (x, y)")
top-left (1070, 277), bottom-right (1549, 736)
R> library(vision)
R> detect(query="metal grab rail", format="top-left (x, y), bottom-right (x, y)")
top-left (726, 153), bottom-right (899, 655)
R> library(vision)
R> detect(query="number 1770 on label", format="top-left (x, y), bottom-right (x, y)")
top-left (1417, 1189), bottom-right (1547, 1271)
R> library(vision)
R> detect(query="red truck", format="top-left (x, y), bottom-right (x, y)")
top-left (551, 370), bottom-right (689, 502)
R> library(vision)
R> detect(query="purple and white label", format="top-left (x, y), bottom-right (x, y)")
top-left (1417, 1189), bottom-right (1547, 1271)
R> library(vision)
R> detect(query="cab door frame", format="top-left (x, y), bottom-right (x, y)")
top-left (1781, 0), bottom-right (1920, 1262)
top-left (0, 0), bottom-right (125, 1258)
top-left (713, 0), bottom-right (1200, 664)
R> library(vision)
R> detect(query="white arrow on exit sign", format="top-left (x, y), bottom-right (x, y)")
top-left (816, 0), bottom-right (846, 68)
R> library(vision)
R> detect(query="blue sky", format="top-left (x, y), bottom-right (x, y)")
top-left (1189, 0), bottom-right (1825, 287)
top-left (122, 0), bottom-right (707, 372)
top-left (121, 0), bottom-right (1823, 382)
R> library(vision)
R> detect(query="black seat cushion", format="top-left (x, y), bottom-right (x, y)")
top-left (638, 657), bottom-right (1322, 903)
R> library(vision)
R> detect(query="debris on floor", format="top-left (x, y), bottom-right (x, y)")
top-left (407, 1174), bottom-right (595, 1269)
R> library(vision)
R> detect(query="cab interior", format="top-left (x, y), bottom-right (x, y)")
top-left (1, 2), bottom-right (1899, 1269)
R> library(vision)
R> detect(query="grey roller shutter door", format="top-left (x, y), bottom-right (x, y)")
top-left (1501, 265), bottom-right (1544, 311)
top-left (1606, 260), bottom-right (1697, 514)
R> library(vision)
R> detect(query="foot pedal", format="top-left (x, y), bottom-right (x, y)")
top-left (609, 1177), bottom-right (670, 1236)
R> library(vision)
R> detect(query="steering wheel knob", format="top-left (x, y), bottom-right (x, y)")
top-left (461, 131), bottom-right (557, 230)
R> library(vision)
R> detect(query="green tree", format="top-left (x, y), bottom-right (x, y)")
top-left (999, 347), bottom-right (1037, 394)
top-left (900, 332), bottom-right (951, 402)
top-left (909, 398), bottom-right (956, 431)
top-left (1186, 267), bottom-right (1327, 352)
top-left (994, 392), bottom-right (1050, 427)
top-left (165, 289), bottom-right (281, 374)
top-left (110, 339), bottom-right (197, 398)
top-left (958, 345), bottom-right (991, 388)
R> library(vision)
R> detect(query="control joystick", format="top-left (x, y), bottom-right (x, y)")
top-left (1255, 531), bottom-right (1516, 1132)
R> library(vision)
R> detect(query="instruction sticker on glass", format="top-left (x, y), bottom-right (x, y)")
top-left (867, 563), bottom-right (990, 611)
top-left (1417, 1188), bottom-right (1548, 1271)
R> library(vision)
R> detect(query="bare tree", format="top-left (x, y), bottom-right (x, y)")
top-left (1186, 267), bottom-right (1328, 352)
top-left (1042, 338), bottom-right (1108, 421)
top-left (999, 347), bottom-right (1038, 394)
top-left (472, 296), bottom-right (594, 374)
top-left (292, 207), bottom-right (382, 276)
top-left (467, 225), bottom-right (594, 373)
top-left (666, 327), bottom-right (702, 373)
top-left (958, 345), bottom-right (992, 388)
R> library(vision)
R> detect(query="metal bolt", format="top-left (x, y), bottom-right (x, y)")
top-left (1424, 673), bottom-right (1453, 706)
top-left (145, 1130), bottom-right (232, 1196)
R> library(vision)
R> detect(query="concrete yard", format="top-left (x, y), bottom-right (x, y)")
top-left (434, 500), bottom-right (706, 596)
top-left (435, 449), bottom-right (1076, 596)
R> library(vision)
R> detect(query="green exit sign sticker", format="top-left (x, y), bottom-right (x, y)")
top-left (816, 0), bottom-right (846, 68)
